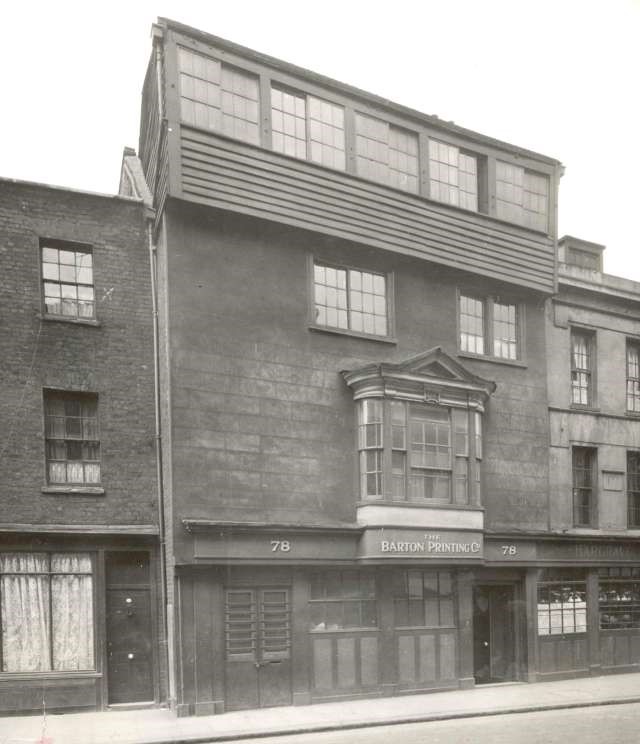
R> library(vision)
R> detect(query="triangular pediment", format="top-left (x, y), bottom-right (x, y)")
top-left (342, 346), bottom-right (496, 401)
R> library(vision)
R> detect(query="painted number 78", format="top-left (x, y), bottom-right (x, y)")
top-left (270, 540), bottom-right (291, 552)
top-left (501, 545), bottom-right (517, 556)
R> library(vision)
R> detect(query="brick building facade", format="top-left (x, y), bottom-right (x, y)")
top-left (0, 178), bottom-right (165, 712)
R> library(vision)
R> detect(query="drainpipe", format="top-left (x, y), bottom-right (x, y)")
top-left (147, 218), bottom-right (175, 709)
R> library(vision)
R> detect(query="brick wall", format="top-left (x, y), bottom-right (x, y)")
top-left (0, 180), bottom-right (158, 527)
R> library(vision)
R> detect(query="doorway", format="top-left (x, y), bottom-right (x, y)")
top-left (105, 551), bottom-right (155, 704)
top-left (473, 584), bottom-right (517, 684)
top-left (224, 587), bottom-right (292, 710)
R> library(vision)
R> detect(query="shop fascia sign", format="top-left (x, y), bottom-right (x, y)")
top-left (361, 528), bottom-right (483, 560)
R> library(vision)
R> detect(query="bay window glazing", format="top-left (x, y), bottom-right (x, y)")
top-left (358, 399), bottom-right (481, 504)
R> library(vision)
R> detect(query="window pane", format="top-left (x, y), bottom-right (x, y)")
top-left (41, 244), bottom-right (94, 320)
top-left (430, 140), bottom-right (478, 211)
top-left (460, 295), bottom-right (484, 354)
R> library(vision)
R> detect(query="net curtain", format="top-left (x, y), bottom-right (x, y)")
top-left (0, 553), bottom-right (94, 672)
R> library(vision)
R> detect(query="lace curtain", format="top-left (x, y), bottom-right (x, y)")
top-left (0, 553), bottom-right (94, 672)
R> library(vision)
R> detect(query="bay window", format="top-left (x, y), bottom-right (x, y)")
top-left (357, 399), bottom-right (482, 505)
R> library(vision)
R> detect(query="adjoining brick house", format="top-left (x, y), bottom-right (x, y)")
top-left (0, 177), bottom-right (166, 712)
top-left (541, 236), bottom-right (640, 680)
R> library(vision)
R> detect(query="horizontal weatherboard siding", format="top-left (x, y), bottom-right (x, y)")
top-left (178, 127), bottom-right (555, 293)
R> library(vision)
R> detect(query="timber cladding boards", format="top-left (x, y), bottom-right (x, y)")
top-left (0, 180), bottom-right (158, 527)
top-left (142, 22), bottom-right (559, 294)
top-left (161, 206), bottom-right (551, 557)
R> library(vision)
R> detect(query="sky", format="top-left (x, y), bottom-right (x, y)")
top-left (3, 0), bottom-right (639, 280)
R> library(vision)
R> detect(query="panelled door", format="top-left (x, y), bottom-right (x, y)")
top-left (224, 587), bottom-right (292, 710)
top-left (106, 551), bottom-right (154, 704)
top-left (473, 585), bottom-right (517, 684)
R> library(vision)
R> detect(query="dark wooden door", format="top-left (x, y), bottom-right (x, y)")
top-left (473, 585), bottom-right (516, 683)
top-left (224, 587), bottom-right (291, 710)
top-left (106, 552), bottom-right (154, 704)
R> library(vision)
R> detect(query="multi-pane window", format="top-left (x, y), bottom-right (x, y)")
top-left (271, 87), bottom-right (345, 170)
top-left (459, 295), bottom-right (484, 354)
top-left (572, 447), bottom-right (595, 527)
top-left (570, 329), bottom-right (594, 406)
top-left (459, 294), bottom-right (519, 360)
top-left (313, 262), bottom-right (388, 336)
top-left (599, 568), bottom-right (640, 629)
top-left (41, 241), bottom-right (94, 320)
top-left (628, 452), bottom-right (640, 528)
top-left (626, 342), bottom-right (640, 413)
top-left (44, 392), bottom-right (100, 485)
top-left (355, 113), bottom-right (418, 193)
top-left (393, 570), bottom-right (455, 628)
top-left (496, 161), bottom-right (549, 232)
top-left (537, 572), bottom-right (587, 635)
top-left (358, 399), bottom-right (383, 499)
top-left (178, 48), bottom-right (260, 145)
top-left (359, 400), bottom-right (480, 504)
top-left (429, 140), bottom-right (478, 211)
top-left (0, 553), bottom-right (94, 672)
top-left (309, 571), bottom-right (377, 630)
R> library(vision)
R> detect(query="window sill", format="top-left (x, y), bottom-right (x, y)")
top-left (0, 671), bottom-right (100, 681)
top-left (569, 404), bottom-right (600, 413)
top-left (457, 351), bottom-right (527, 368)
top-left (309, 324), bottom-right (397, 344)
top-left (42, 486), bottom-right (105, 496)
top-left (39, 313), bottom-right (101, 327)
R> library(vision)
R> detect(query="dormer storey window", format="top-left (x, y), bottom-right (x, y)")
top-left (271, 86), bottom-right (346, 170)
top-left (496, 161), bottom-right (549, 232)
top-left (178, 48), bottom-right (260, 145)
top-left (343, 348), bottom-right (495, 508)
top-left (428, 140), bottom-right (478, 211)
top-left (355, 114), bottom-right (419, 193)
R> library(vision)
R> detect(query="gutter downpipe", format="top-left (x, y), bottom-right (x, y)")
top-left (147, 217), bottom-right (175, 709)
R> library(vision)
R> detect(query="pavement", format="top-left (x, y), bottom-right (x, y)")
top-left (2, 673), bottom-right (640, 744)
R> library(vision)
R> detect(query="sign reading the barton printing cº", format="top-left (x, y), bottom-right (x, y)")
top-left (359, 528), bottom-right (483, 561)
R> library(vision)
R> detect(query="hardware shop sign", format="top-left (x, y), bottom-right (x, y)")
top-left (359, 528), bottom-right (483, 561)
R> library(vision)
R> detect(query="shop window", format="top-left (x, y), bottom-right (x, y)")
top-left (41, 240), bottom-right (94, 320)
top-left (0, 553), bottom-right (94, 672)
top-left (628, 451), bottom-right (640, 528)
top-left (312, 261), bottom-right (388, 337)
top-left (459, 294), bottom-right (519, 361)
top-left (44, 391), bottom-right (100, 486)
top-left (626, 342), bottom-right (640, 413)
top-left (178, 47), bottom-right (260, 145)
top-left (392, 570), bottom-right (455, 628)
top-left (598, 568), bottom-right (640, 630)
top-left (429, 139), bottom-right (478, 211)
top-left (355, 113), bottom-right (419, 193)
top-left (570, 329), bottom-right (595, 407)
top-left (309, 571), bottom-right (377, 630)
top-left (572, 446), bottom-right (596, 527)
top-left (271, 86), bottom-right (345, 170)
top-left (496, 161), bottom-right (549, 232)
top-left (537, 571), bottom-right (586, 635)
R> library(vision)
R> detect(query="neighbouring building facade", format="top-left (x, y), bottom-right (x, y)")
top-left (137, 18), bottom-right (574, 715)
top-left (0, 178), bottom-right (166, 713)
top-left (540, 236), bottom-right (640, 680)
